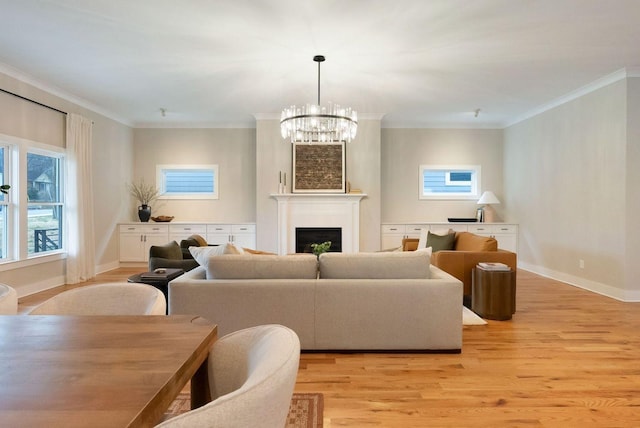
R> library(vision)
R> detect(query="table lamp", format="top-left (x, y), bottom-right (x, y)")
top-left (477, 191), bottom-right (501, 223)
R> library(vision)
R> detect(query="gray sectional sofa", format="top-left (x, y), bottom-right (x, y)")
top-left (168, 250), bottom-right (463, 351)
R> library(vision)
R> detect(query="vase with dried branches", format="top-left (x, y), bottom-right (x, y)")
top-left (127, 180), bottom-right (159, 222)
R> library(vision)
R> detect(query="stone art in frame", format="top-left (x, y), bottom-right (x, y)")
top-left (292, 142), bottom-right (346, 193)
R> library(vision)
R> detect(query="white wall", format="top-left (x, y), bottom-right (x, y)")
top-left (0, 71), bottom-right (134, 295)
top-left (380, 128), bottom-right (504, 223)
top-left (132, 128), bottom-right (256, 223)
top-left (504, 79), bottom-right (633, 300)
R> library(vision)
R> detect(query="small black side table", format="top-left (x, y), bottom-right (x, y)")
top-left (128, 268), bottom-right (184, 314)
top-left (472, 267), bottom-right (516, 320)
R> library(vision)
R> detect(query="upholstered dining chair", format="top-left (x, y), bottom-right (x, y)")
top-left (0, 283), bottom-right (18, 315)
top-left (156, 324), bottom-right (301, 428)
top-left (28, 282), bottom-right (166, 315)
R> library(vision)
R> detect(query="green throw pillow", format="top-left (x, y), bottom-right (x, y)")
top-left (426, 231), bottom-right (456, 252)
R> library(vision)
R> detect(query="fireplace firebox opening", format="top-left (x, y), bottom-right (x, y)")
top-left (295, 227), bottom-right (342, 254)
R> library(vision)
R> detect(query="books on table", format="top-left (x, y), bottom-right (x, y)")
top-left (477, 262), bottom-right (511, 271)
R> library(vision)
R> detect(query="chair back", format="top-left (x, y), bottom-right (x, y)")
top-left (0, 283), bottom-right (18, 315)
top-left (156, 324), bottom-right (300, 428)
top-left (28, 282), bottom-right (166, 315)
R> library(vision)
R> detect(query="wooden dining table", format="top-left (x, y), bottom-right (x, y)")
top-left (0, 315), bottom-right (217, 428)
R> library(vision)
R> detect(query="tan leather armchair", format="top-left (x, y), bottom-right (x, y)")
top-left (403, 232), bottom-right (517, 300)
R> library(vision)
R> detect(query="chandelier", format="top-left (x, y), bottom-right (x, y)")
top-left (281, 55), bottom-right (358, 143)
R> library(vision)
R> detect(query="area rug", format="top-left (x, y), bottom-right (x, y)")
top-left (162, 392), bottom-right (323, 427)
top-left (463, 306), bottom-right (487, 325)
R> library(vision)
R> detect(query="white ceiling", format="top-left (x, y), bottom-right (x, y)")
top-left (1, 0), bottom-right (639, 128)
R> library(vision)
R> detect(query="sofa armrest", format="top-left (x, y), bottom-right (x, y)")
top-left (432, 250), bottom-right (517, 296)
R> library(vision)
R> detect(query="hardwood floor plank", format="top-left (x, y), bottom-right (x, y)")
top-left (17, 268), bottom-right (640, 426)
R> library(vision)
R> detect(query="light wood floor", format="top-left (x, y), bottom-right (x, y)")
top-left (18, 268), bottom-right (640, 427)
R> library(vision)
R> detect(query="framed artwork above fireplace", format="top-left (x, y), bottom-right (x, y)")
top-left (292, 142), bottom-right (345, 193)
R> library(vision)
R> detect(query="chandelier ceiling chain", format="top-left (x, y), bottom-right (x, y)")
top-left (280, 55), bottom-right (358, 144)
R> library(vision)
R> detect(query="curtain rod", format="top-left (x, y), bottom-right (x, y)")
top-left (0, 87), bottom-right (68, 116)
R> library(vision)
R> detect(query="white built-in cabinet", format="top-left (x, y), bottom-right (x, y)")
top-left (119, 222), bottom-right (256, 262)
top-left (381, 223), bottom-right (518, 253)
top-left (118, 224), bottom-right (170, 262)
top-left (206, 224), bottom-right (256, 249)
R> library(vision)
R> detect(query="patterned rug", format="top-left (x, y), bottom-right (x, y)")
top-left (162, 392), bottom-right (323, 427)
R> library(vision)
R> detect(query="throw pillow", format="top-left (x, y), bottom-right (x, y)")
top-left (188, 234), bottom-right (208, 247)
top-left (417, 228), bottom-right (453, 249)
top-left (426, 231), bottom-right (456, 252)
top-left (189, 244), bottom-right (235, 266)
top-left (416, 246), bottom-right (433, 259)
top-left (242, 247), bottom-right (277, 255)
top-left (417, 228), bottom-right (428, 249)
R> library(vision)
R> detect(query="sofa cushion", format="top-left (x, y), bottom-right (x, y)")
top-left (318, 251), bottom-right (430, 279)
top-left (426, 231), bottom-right (456, 252)
top-left (455, 231), bottom-right (498, 251)
top-left (206, 254), bottom-right (318, 280)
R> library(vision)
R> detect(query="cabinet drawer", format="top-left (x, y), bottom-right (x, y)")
top-left (405, 224), bottom-right (426, 235)
top-left (381, 224), bottom-right (405, 234)
top-left (491, 224), bottom-right (517, 234)
top-left (468, 225), bottom-right (493, 234)
top-left (431, 224), bottom-right (467, 233)
top-left (232, 224), bottom-right (256, 234)
top-left (207, 224), bottom-right (232, 234)
top-left (119, 224), bottom-right (168, 234)
top-left (169, 224), bottom-right (207, 235)
top-left (469, 224), bottom-right (517, 234)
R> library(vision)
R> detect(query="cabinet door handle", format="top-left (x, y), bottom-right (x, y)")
top-left (140, 235), bottom-right (143, 242)
top-left (389, 228), bottom-right (398, 231)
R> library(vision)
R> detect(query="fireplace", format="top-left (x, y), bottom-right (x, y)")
top-left (271, 193), bottom-right (366, 255)
top-left (296, 227), bottom-right (342, 253)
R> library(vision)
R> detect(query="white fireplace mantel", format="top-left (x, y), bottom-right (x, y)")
top-left (271, 193), bottom-right (366, 255)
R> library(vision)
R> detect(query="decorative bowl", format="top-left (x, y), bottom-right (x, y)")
top-left (151, 215), bottom-right (174, 222)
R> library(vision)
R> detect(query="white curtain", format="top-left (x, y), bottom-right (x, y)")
top-left (65, 113), bottom-right (95, 284)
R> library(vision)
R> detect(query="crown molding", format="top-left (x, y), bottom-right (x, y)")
top-left (134, 120), bottom-right (256, 129)
top-left (0, 62), bottom-right (132, 127)
top-left (504, 67), bottom-right (637, 128)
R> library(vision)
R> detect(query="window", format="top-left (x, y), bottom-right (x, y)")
top-left (0, 136), bottom-right (65, 266)
top-left (419, 165), bottom-right (480, 199)
top-left (157, 165), bottom-right (219, 199)
top-left (27, 151), bottom-right (64, 254)
top-left (0, 145), bottom-right (8, 260)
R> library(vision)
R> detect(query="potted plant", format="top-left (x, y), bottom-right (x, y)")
top-left (127, 180), bottom-right (159, 222)
top-left (310, 241), bottom-right (332, 259)
top-left (0, 184), bottom-right (9, 195)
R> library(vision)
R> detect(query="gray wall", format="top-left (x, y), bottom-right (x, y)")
top-left (132, 128), bottom-right (256, 223)
top-left (381, 128), bottom-right (504, 222)
top-left (504, 78), bottom-right (635, 300)
top-left (625, 78), bottom-right (640, 298)
top-left (0, 70), bottom-right (134, 295)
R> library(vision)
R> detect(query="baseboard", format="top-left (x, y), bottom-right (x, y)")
top-left (96, 261), bottom-right (120, 274)
top-left (17, 275), bottom-right (66, 298)
top-left (519, 261), bottom-right (640, 302)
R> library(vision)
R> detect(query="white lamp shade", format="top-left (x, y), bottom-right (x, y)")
top-left (477, 191), bottom-right (500, 205)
